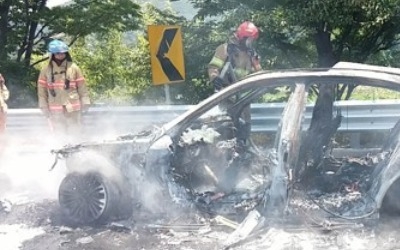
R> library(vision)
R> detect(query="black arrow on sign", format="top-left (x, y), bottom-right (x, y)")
top-left (156, 28), bottom-right (184, 82)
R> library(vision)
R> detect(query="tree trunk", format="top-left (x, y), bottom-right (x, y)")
top-left (23, 0), bottom-right (47, 68)
top-left (0, 0), bottom-right (11, 63)
top-left (298, 23), bottom-right (340, 180)
top-left (314, 24), bottom-right (337, 68)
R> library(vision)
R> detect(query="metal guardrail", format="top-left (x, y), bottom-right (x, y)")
top-left (5, 105), bottom-right (192, 136)
top-left (5, 100), bottom-right (400, 136)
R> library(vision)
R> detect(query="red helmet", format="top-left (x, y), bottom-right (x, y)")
top-left (235, 21), bottom-right (259, 40)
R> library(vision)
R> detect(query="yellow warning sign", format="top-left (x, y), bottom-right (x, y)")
top-left (148, 25), bottom-right (185, 85)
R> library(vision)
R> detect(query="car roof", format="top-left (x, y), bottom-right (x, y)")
top-left (162, 62), bottom-right (400, 135)
top-left (333, 61), bottom-right (400, 75)
top-left (245, 61), bottom-right (400, 78)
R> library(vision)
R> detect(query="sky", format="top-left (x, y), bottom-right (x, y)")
top-left (47, 0), bottom-right (69, 8)
top-left (46, 0), bottom-right (195, 18)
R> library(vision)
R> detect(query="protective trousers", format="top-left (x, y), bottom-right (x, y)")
top-left (0, 112), bottom-right (6, 157)
top-left (49, 109), bottom-right (82, 141)
top-left (220, 97), bottom-right (251, 142)
top-left (0, 111), bottom-right (6, 134)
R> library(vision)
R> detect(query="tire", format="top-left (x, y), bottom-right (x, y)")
top-left (58, 171), bottom-right (133, 226)
top-left (381, 178), bottom-right (400, 216)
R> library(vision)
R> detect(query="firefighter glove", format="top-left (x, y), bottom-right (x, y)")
top-left (212, 77), bottom-right (224, 91)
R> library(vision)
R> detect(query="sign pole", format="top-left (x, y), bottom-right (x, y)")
top-left (165, 84), bottom-right (171, 104)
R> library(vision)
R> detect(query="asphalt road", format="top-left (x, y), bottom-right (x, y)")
top-left (1, 198), bottom-right (400, 250)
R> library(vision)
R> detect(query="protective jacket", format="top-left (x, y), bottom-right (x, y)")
top-left (38, 60), bottom-right (90, 113)
top-left (0, 74), bottom-right (9, 113)
top-left (208, 37), bottom-right (261, 86)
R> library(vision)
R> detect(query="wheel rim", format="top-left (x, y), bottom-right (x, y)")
top-left (59, 172), bottom-right (108, 223)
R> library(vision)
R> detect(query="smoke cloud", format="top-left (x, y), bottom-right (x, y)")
top-left (0, 133), bottom-right (66, 204)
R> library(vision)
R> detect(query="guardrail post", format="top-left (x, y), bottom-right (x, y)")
top-left (349, 133), bottom-right (361, 148)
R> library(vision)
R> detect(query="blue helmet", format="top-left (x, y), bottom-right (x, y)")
top-left (48, 39), bottom-right (69, 54)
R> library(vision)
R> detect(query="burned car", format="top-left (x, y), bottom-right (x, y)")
top-left (52, 62), bottom-right (400, 229)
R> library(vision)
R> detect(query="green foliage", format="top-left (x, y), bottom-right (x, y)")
top-left (71, 31), bottom-right (151, 104)
top-left (1, 60), bottom-right (38, 108)
top-left (259, 87), bottom-right (292, 103)
top-left (1, 0), bottom-right (141, 64)
top-left (178, 20), bottom-right (226, 103)
top-left (184, 0), bottom-right (400, 103)
top-left (68, 3), bottom-right (215, 105)
top-left (189, 0), bottom-right (400, 66)
top-left (58, 1), bottom-right (400, 104)
top-left (46, 0), bottom-right (141, 34)
top-left (4, 0), bottom-right (400, 107)
top-left (350, 86), bottom-right (400, 100)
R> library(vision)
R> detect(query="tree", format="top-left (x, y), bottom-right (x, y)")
top-left (71, 30), bottom-right (152, 104)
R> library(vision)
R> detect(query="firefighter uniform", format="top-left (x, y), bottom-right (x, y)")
top-left (208, 21), bottom-right (261, 88)
top-left (0, 74), bottom-right (9, 134)
top-left (208, 42), bottom-right (259, 140)
top-left (37, 59), bottom-right (90, 136)
top-left (208, 40), bottom-right (261, 85)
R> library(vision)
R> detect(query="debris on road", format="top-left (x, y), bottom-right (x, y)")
top-left (0, 199), bottom-right (12, 213)
top-left (59, 226), bottom-right (74, 235)
top-left (213, 215), bottom-right (239, 229)
top-left (75, 235), bottom-right (94, 244)
top-left (108, 222), bottom-right (132, 233)
top-left (224, 209), bottom-right (262, 248)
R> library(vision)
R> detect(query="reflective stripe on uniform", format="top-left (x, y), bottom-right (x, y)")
top-left (71, 79), bottom-right (84, 86)
top-left (46, 81), bottom-right (77, 89)
top-left (49, 105), bottom-right (64, 112)
top-left (234, 68), bottom-right (250, 79)
top-left (38, 79), bottom-right (47, 86)
top-left (47, 82), bottom-right (65, 88)
top-left (209, 57), bottom-right (225, 68)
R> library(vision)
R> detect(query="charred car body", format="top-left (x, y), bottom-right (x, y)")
top-left (52, 62), bottom-right (400, 227)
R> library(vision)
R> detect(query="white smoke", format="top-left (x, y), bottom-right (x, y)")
top-left (0, 224), bottom-right (45, 250)
top-left (0, 133), bottom-right (66, 204)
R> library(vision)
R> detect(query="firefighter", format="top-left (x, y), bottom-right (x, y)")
top-left (0, 73), bottom-right (9, 134)
top-left (208, 22), bottom-right (263, 192)
top-left (208, 21), bottom-right (262, 143)
top-left (208, 20), bottom-right (262, 92)
top-left (37, 39), bottom-right (90, 138)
